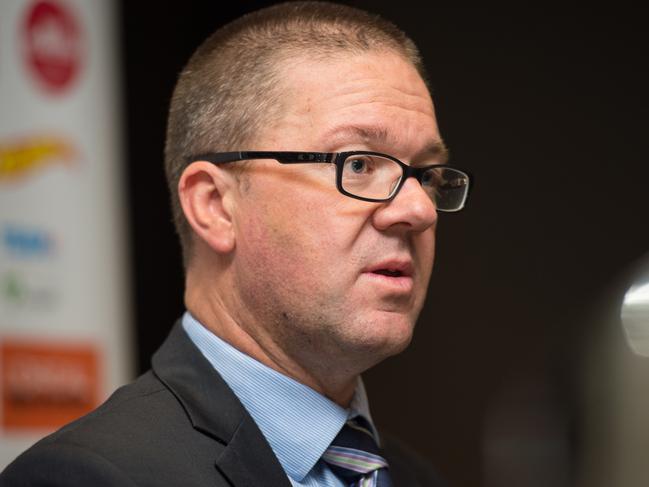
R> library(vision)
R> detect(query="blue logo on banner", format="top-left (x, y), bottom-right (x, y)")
top-left (2, 224), bottom-right (55, 258)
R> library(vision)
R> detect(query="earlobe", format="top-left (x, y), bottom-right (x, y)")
top-left (178, 161), bottom-right (236, 254)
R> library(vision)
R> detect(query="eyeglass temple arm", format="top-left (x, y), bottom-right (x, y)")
top-left (190, 151), bottom-right (336, 165)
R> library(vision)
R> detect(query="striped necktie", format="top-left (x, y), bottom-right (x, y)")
top-left (322, 418), bottom-right (393, 487)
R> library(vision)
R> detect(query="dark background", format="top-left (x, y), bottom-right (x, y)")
top-left (120, 3), bottom-right (649, 486)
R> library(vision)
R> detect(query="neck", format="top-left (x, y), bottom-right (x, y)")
top-left (185, 273), bottom-right (358, 407)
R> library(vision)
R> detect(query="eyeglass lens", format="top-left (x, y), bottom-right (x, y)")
top-left (341, 154), bottom-right (469, 211)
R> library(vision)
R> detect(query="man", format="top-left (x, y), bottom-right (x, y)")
top-left (1, 2), bottom-right (470, 486)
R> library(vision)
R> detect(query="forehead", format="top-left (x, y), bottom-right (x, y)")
top-left (262, 50), bottom-right (441, 159)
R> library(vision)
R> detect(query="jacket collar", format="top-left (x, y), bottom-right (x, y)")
top-left (151, 321), bottom-right (292, 487)
top-left (151, 320), bottom-right (426, 486)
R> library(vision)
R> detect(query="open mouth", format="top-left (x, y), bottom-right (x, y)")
top-left (364, 262), bottom-right (414, 293)
top-left (364, 260), bottom-right (413, 278)
top-left (373, 269), bottom-right (405, 278)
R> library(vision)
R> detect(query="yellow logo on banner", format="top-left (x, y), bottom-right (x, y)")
top-left (0, 137), bottom-right (75, 182)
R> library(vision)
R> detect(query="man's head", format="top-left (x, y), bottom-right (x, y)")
top-left (165, 1), bottom-right (430, 263)
top-left (166, 2), bottom-right (447, 401)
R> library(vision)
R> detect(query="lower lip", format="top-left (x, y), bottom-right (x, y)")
top-left (362, 272), bottom-right (414, 293)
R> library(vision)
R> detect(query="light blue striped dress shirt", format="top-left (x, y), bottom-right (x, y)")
top-left (182, 311), bottom-right (380, 487)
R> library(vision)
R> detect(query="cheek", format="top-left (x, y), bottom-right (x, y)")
top-left (235, 175), bottom-right (368, 297)
top-left (421, 230), bottom-right (436, 268)
top-left (415, 230), bottom-right (436, 299)
top-left (236, 201), bottom-right (331, 292)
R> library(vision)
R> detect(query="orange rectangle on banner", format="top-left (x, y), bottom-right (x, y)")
top-left (1, 340), bottom-right (100, 431)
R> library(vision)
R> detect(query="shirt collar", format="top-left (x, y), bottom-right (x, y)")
top-left (182, 312), bottom-right (378, 482)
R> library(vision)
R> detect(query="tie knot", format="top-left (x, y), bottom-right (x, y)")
top-left (322, 418), bottom-right (392, 486)
top-left (330, 418), bottom-right (381, 455)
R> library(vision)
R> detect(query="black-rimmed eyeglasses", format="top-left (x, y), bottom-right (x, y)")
top-left (188, 151), bottom-right (472, 212)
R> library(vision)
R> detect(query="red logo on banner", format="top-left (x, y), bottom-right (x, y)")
top-left (23, 0), bottom-right (83, 94)
top-left (1, 341), bottom-right (100, 431)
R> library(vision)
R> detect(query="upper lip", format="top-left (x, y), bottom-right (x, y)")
top-left (363, 259), bottom-right (414, 277)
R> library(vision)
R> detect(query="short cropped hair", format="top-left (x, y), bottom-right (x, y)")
top-left (164, 1), bottom-right (429, 266)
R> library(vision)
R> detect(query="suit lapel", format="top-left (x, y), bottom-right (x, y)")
top-left (152, 322), bottom-right (292, 487)
top-left (214, 415), bottom-right (293, 487)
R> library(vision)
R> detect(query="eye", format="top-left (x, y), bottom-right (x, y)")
top-left (421, 168), bottom-right (440, 187)
top-left (346, 156), bottom-right (373, 174)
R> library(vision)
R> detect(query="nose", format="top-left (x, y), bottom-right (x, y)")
top-left (372, 177), bottom-right (438, 232)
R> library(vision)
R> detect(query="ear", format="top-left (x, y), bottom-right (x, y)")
top-left (178, 161), bottom-right (236, 254)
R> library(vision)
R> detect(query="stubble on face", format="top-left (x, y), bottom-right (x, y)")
top-left (224, 50), bottom-right (439, 396)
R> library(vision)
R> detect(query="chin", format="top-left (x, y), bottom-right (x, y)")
top-left (384, 327), bottom-right (415, 357)
top-left (353, 313), bottom-right (415, 359)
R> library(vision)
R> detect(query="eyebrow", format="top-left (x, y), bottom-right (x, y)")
top-left (322, 125), bottom-right (450, 164)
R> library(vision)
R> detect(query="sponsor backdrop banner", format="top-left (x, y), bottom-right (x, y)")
top-left (0, 0), bottom-right (131, 466)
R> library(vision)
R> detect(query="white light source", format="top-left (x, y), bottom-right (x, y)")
top-left (621, 261), bottom-right (649, 357)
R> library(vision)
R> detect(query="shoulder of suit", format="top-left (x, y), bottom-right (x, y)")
top-left (0, 370), bottom-right (230, 486)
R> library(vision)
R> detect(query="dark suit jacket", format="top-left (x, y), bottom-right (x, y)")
top-left (1, 322), bottom-right (445, 486)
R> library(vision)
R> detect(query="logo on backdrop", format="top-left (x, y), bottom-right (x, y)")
top-left (0, 341), bottom-right (100, 431)
top-left (0, 136), bottom-right (76, 182)
top-left (23, 0), bottom-right (83, 94)
top-left (3, 224), bottom-right (57, 259)
top-left (0, 224), bottom-right (60, 311)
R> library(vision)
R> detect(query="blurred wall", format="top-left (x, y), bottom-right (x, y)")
top-left (0, 0), bottom-right (131, 467)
